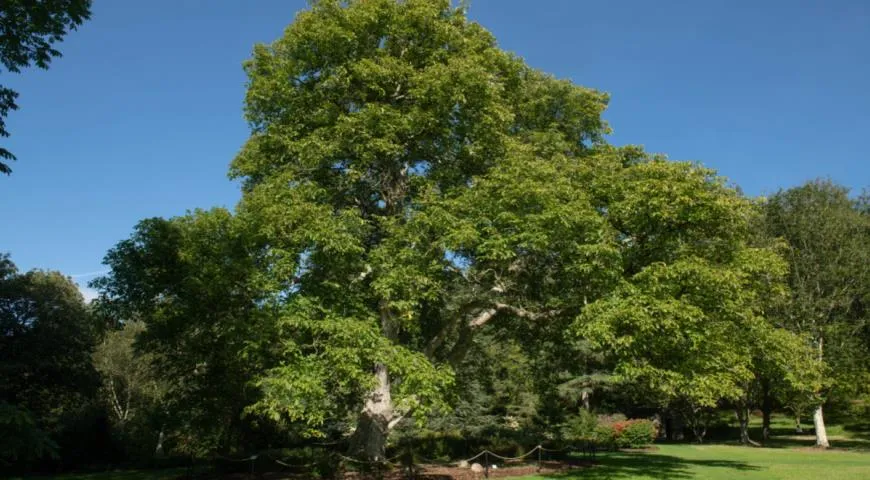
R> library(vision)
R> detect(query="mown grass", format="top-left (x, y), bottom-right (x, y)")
top-left (522, 412), bottom-right (870, 480)
top-left (523, 444), bottom-right (870, 480)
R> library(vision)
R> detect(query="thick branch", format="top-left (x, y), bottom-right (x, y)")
top-left (492, 303), bottom-right (558, 321)
top-left (444, 303), bottom-right (559, 365)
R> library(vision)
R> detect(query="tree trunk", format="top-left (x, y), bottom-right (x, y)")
top-left (348, 364), bottom-right (394, 461)
top-left (795, 414), bottom-right (803, 433)
top-left (761, 379), bottom-right (773, 442)
top-left (672, 414), bottom-right (685, 441)
top-left (762, 409), bottom-right (772, 442)
top-left (580, 390), bottom-right (590, 411)
top-left (813, 336), bottom-right (829, 448)
top-left (736, 407), bottom-right (760, 446)
top-left (691, 424), bottom-right (707, 444)
top-left (653, 413), bottom-right (666, 440)
top-left (813, 405), bottom-right (829, 448)
top-left (155, 427), bottom-right (165, 458)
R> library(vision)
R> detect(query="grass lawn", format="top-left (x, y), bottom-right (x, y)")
top-left (10, 413), bottom-right (869, 480)
top-left (523, 444), bottom-right (870, 480)
top-left (8, 446), bottom-right (870, 480)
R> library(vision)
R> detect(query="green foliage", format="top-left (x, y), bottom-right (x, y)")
top-left (0, 0), bottom-right (92, 173)
top-left (0, 402), bottom-right (58, 465)
top-left (0, 254), bottom-right (107, 471)
top-left (93, 321), bottom-right (163, 426)
top-left (92, 209), bottom-right (278, 455)
top-left (761, 180), bottom-right (870, 399)
top-left (0, 254), bottom-right (99, 432)
top-left (92, 321), bottom-right (169, 462)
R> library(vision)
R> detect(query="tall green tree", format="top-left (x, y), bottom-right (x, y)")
top-left (0, 0), bottom-right (91, 174)
top-left (761, 179), bottom-right (870, 448)
top-left (231, 0), bottom-right (616, 460)
top-left (227, 0), bottom-right (810, 459)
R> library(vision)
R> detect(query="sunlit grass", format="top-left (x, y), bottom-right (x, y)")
top-left (523, 444), bottom-right (870, 480)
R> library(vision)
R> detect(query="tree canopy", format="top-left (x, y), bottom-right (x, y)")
top-left (0, 253), bottom-right (101, 466)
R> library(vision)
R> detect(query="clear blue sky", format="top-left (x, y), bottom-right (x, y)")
top-left (1, 1), bottom-right (868, 299)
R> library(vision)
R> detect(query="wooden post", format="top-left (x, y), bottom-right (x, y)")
top-left (484, 451), bottom-right (489, 478)
top-left (537, 445), bottom-right (542, 472)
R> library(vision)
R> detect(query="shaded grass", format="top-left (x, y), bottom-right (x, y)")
top-left (3, 468), bottom-right (187, 480)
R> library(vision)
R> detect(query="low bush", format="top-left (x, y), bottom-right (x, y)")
top-left (594, 417), bottom-right (656, 449)
top-left (616, 419), bottom-right (657, 448)
top-left (561, 409), bottom-right (598, 442)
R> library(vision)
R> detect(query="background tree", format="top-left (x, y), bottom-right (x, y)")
top-left (92, 209), bottom-right (279, 457)
top-left (92, 320), bottom-right (170, 458)
top-left (574, 162), bottom-right (811, 444)
top-left (760, 179), bottom-right (870, 448)
top-left (0, 253), bottom-right (103, 468)
top-left (0, 0), bottom-right (91, 174)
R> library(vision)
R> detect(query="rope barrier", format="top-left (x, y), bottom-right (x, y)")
top-left (209, 439), bottom-right (579, 476)
top-left (539, 445), bottom-right (572, 452)
top-left (338, 452), bottom-right (404, 465)
top-left (416, 445), bottom-right (546, 465)
top-left (483, 445), bottom-right (541, 461)
top-left (461, 450), bottom-right (489, 463)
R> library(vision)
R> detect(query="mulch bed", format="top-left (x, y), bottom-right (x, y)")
top-left (202, 459), bottom-right (596, 480)
top-left (395, 459), bottom-right (593, 479)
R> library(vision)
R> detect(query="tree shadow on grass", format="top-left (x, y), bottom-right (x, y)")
top-left (5, 472), bottom-right (178, 480)
top-left (759, 436), bottom-right (870, 451)
top-left (544, 452), bottom-right (760, 480)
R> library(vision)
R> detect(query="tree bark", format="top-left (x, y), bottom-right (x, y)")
top-left (761, 379), bottom-right (772, 442)
top-left (348, 363), bottom-right (394, 461)
top-left (671, 414), bottom-right (685, 441)
top-left (348, 300), bottom-right (553, 460)
top-left (795, 414), bottom-right (803, 433)
top-left (691, 424), bottom-right (707, 444)
top-left (155, 427), bottom-right (165, 458)
top-left (813, 336), bottom-right (829, 448)
top-left (736, 407), bottom-right (760, 446)
top-left (580, 390), bottom-right (590, 411)
top-left (813, 405), bottom-right (829, 448)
